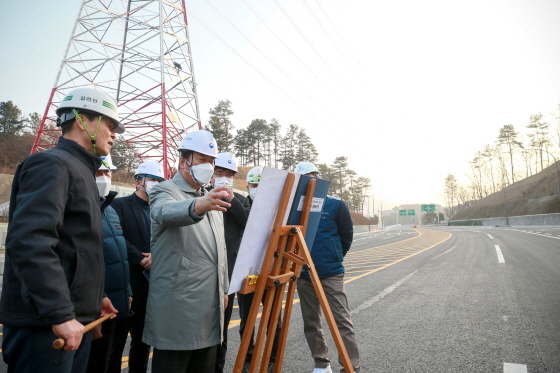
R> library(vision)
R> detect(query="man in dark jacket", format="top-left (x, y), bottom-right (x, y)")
top-left (0, 87), bottom-right (122, 373)
top-left (209, 152), bottom-right (252, 373)
top-left (294, 162), bottom-right (360, 373)
top-left (111, 160), bottom-right (165, 373)
top-left (87, 156), bottom-right (132, 373)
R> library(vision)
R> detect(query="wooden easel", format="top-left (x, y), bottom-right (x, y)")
top-left (233, 173), bottom-right (354, 373)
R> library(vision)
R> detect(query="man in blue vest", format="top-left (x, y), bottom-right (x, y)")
top-left (294, 162), bottom-right (360, 373)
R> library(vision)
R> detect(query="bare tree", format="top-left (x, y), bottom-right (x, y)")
top-left (443, 174), bottom-right (458, 218)
top-left (527, 113), bottom-right (551, 172)
top-left (497, 124), bottom-right (522, 183)
top-left (480, 144), bottom-right (497, 194)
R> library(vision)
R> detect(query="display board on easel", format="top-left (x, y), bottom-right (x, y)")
top-left (229, 167), bottom-right (328, 294)
top-left (231, 169), bottom-right (354, 373)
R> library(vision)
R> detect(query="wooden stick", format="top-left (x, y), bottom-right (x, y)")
top-left (52, 313), bottom-right (116, 349)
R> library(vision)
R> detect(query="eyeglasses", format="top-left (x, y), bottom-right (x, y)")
top-left (214, 169), bottom-right (235, 178)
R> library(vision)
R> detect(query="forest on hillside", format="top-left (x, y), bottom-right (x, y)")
top-left (0, 99), bottom-right (375, 220)
top-left (443, 105), bottom-right (560, 220)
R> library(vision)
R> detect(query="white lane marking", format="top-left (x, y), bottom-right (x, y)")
top-left (505, 229), bottom-right (560, 240)
top-left (432, 246), bottom-right (456, 260)
top-left (487, 234), bottom-right (494, 239)
top-left (503, 362), bottom-right (528, 373)
top-left (351, 270), bottom-right (417, 315)
top-left (351, 246), bottom-right (456, 315)
top-left (495, 245), bottom-right (505, 263)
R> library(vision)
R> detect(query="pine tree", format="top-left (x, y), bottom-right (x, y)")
top-left (497, 124), bottom-right (522, 183)
top-left (0, 101), bottom-right (26, 137)
top-left (205, 100), bottom-right (235, 152)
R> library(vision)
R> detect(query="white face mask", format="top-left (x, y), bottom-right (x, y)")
top-left (190, 162), bottom-right (214, 186)
top-left (214, 177), bottom-right (233, 188)
top-left (249, 187), bottom-right (258, 199)
top-left (96, 175), bottom-right (111, 197)
top-left (144, 181), bottom-right (159, 194)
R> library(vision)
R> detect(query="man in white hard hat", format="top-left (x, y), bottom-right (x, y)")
top-left (209, 152), bottom-right (253, 373)
top-left (142, 130), bottom-right (230, 372)
top-left (111, 160), bottom-right (166, 373)
top-left (294, 161), bottom-right (360, 373)
top-left (87, 154), bottom-right (131, 373)
top-left (0, 87), bottom-right (123, 373)
top-left (245, 166), bottom-right (263, 204)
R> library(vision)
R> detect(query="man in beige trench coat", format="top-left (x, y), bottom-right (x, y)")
top-left (143, 130), bottom-right (231, 373)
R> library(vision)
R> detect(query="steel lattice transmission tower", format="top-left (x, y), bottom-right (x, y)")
top-left (32, 0), bottom-right (202, 176)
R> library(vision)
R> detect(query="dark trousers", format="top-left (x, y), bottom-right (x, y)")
top-left (237, 291), bottom-right (281, 364)
top-left (87, 317), bottom-right (129, 373)
top-left (152, 345), bottom-right (217, 373)
top-left (2, 325), bottom-right (92, 373)
top-left (215, 292), bottom-right (235, 373)
top-left (128, 306), bottom-right (151, 373)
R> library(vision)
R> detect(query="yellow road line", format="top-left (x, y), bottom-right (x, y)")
top-left (224, 228), bottom-right (452, 331)
top-left (111, 228), bottom-right (450, 369)
top-left (345, 230), bottom-right (452, 284)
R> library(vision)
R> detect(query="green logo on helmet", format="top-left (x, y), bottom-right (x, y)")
top-left (63, 95), bottom-right (73, 101)
top-left (102, 100), bottom-right (116, 111)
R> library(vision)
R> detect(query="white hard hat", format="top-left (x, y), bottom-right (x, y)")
top-left (98, 154), bottom-right (117, 170)
top-left (294, 162), bottom-right (319, 175)
top-left (134, 161), bottom-right (165, 181)
top-left (177, 129), bottom-right (219, 158)
top-left (215, 152), bottom-right (238, 173)
top-left (56, 87), bottom-right (125, 134)
top-left (246, 166), bottom-right (263, 184)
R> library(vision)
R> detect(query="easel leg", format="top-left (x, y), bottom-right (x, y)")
top-left (260, 282), bottom-right (284, 373)
top-left (296, 231), bottom-right (354, 373)
top-left (273, 269), bottom-right (298, 373)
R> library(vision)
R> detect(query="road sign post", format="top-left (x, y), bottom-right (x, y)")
top-left (421, 204), bottom-right (436, 225)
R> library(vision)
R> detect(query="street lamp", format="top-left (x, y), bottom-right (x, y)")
top-left (371, 192), bottom-right (383, 228)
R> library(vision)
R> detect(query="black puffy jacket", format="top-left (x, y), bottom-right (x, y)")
top-left (101, 201), bottom-right (132, 319)
top-left (0, 137), bottom-right (104, 327)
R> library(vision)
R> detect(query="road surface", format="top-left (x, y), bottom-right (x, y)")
top-left (1, 225), bottom-right (559, 372)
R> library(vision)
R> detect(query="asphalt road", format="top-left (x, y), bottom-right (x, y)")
top-left (1, 225), bottom-right (559, 372)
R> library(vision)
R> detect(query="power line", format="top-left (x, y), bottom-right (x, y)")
top-left (312, 0), bottom-right (362, 65)
top-left (240, 0), bottom-right (323, 84)
top-left (299, 0), bottom-right (362, 82)
top-left (270, 0), bottom-right (349, 91)
top-left (187, 10), bottom-right (324, 123)
top-left (205, 0), bottom-right (311, 95)
top-left (299, 0), bottom-right (344, 57)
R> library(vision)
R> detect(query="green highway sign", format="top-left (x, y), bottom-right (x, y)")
top-left (399, 210), bottom-right (407, 216)
top-left (421, 204), bottom-right (436, 212)
top-left (407, 209), bottom-right (415, 216)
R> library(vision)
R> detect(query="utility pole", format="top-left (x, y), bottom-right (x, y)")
top-left (32, 0), bottom-right (201, 178)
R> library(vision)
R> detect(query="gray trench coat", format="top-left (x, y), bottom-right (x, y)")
top-left (142, 172), bottom-right (228, 350)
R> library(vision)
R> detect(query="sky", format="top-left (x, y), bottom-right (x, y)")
top-left (1, 0), bottom-right (560, 211)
